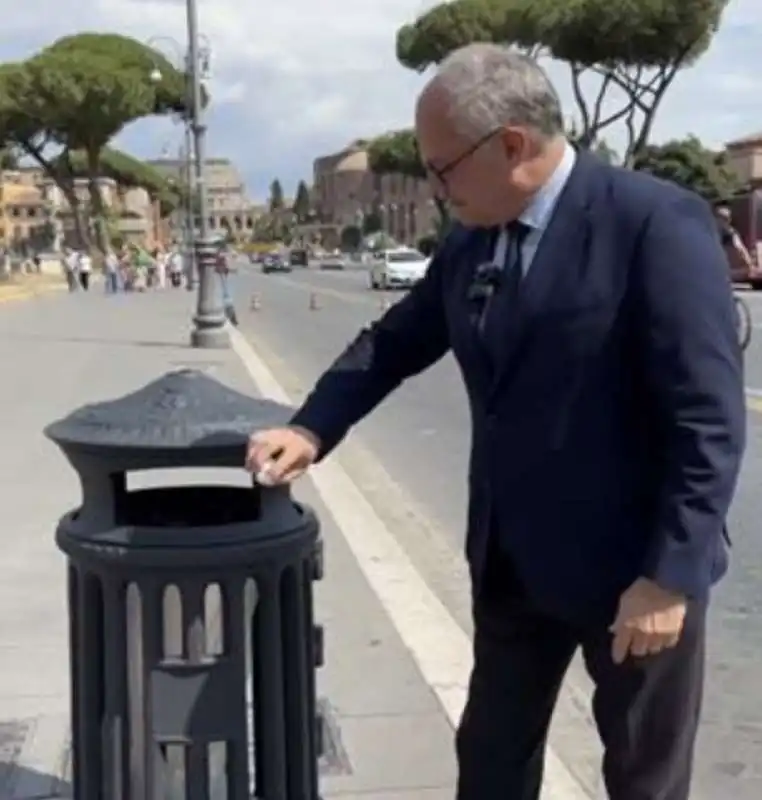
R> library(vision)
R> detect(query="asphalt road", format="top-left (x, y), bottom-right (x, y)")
top-left (234, 260), bottom-right (762, 798)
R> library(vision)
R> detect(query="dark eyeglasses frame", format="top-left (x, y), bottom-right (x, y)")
top-left (424, 128), bottom-right (502, 188)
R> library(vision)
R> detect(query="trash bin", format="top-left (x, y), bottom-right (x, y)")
top-left (45, 369), bottom-right (324, 799)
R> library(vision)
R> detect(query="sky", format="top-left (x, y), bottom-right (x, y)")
top-left (0, 0), bottom-right (760, 203)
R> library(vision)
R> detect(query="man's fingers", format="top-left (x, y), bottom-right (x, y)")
top-left (257, 443), bottom-right (303, 485)
top-left (245, 436), bottom-right (279, 472)
top-left (611, 627), bottom-right (633, 664)
top-left (279, 466), bottom-right (307, 483)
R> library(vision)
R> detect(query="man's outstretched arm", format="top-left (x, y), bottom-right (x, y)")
top-left (290, 235), bottom-right (460, 457)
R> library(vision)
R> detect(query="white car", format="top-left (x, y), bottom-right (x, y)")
top-left (369, 248), bottom-right (430, 290)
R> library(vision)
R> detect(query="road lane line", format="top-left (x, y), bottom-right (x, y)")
top-left (252, 273), bottom-right (396, 309)
top-left (228, 324), bottom-right (592, 800)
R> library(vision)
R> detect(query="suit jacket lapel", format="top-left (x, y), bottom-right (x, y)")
top-left (491, 151), bottom-right (597, 393)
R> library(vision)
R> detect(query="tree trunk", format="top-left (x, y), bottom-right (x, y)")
top-left (86, 148), bottom-right (109, 253)
top-left (21, 142), bottom-right (91, 250)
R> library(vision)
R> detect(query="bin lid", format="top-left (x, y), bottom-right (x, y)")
top-left (44, 369), bottom-right (292, 456)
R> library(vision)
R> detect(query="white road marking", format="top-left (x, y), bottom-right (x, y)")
top-left (228, 324), bottom-right (592, 800)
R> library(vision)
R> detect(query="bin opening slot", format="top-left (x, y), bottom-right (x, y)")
top-left (118, 485), bottom-right (262, 527)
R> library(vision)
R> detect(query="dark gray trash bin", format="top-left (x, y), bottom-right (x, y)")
top-left (45, 369), bottom-right (324, 800)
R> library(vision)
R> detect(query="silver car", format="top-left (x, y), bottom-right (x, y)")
top-left (369, 248), bottom-right (430, 290)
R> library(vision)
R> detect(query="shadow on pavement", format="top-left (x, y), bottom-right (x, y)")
top-left (0, 765), bottom-right (71, 799)
top-left (0, 333), bottom-right (191, 350)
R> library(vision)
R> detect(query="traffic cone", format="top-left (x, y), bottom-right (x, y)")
top-left (309, 292), bottom-right (320, 310)
top-left (250, 292), bottom-right (261, 311)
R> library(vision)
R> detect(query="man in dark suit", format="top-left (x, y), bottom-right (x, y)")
top-left (245, 43), bottom-right (745, 800)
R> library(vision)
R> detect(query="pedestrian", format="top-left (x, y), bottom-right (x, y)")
top-left (77, 250), bottom-right (92, 291)
top-left (155, 247), bottom-right (167, 289)
top-left (244, 44), bottom-right (745, 800)
top-left (168, 247), bottom-right (184, 288)
top-left (104, 248), bottom-right (119, 294)
top-left (215, 247), bottom-right (238, 326)
top-left (62, 247), bottom-right (79, 292)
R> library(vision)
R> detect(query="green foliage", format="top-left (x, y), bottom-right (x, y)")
top-left (396, 0), bottom-right (727, 71)
top-left (633, 136), bottom-right (743, 203)
top-left (362, 209), bottom-right (383, 234)
top-left (56, 147), bottom-right (165, 192)
top-left (0, 146), bottom-right (17, 169)
top-left (20, 50), bottom-right (153, 153)
top-left (397, 0), bottom-right (522, 71)
top-left (269, 179), bottom-right (284, 212)
top-left (292, 179), bottom-right (311, 220)
top-left (529, 0), bottom-right (726, 68)
top-left (340, 225), bottom-right (362, 251)
top-left (367, 130), bottom-right (426, 179)
top-left (417, 234), bottom-right (439, 255)
top-left (392, 0), bottom-right (729, 162)
top-left (41, 32), bottom-right (188, 116)
top-left (0, 62), bottom-right (45, 148)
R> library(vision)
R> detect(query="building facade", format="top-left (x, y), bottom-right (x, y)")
top-left (0, 168), bottom-right (163, 251)
top-left (147, 156), bottom-right (262, 236)
top-left (726, 132), bottom-right (762, 189)
top-left (313, 141), bottom-right (437, 246)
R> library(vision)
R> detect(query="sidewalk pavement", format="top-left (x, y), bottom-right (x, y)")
top-left (0, 289), bottom-right (456, 798)
top-left (0, 274), bottom-right (66, 305)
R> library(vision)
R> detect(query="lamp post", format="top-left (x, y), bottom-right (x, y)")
top-left (147, 13), bottom-right (228, 349)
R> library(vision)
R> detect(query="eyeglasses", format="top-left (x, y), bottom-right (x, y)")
top-left (424, 128), bottom-right (502, 189)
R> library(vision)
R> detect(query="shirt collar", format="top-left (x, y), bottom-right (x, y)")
top-left (518, 141), bottom-right (577, 233)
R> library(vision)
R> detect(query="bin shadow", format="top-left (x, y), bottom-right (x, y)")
top-left (0, 764), bottom-right (71, 798)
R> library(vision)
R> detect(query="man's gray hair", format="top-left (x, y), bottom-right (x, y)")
top-left (433, 43), bottom-right (564, 141)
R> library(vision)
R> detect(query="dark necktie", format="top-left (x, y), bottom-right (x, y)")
top-left (482, 221), bottom-right (530, 364)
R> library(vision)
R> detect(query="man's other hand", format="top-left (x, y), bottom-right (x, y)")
top-left (609, 577), bottom-right (687, 664)
top-left (245, 426), bottom-right (321, 485)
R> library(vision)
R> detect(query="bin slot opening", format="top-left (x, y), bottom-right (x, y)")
top-left (119, 485), bottom-right (262, 527)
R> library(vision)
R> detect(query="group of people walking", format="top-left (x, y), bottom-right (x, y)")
top-left (62, 244), bottom-right (188, 294)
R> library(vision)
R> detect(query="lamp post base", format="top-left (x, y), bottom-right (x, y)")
top-left (190, 321), bottom-right (229, 349)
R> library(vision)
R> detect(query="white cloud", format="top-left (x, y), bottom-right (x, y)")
top-left (0, 0), bottom-right (759, 196)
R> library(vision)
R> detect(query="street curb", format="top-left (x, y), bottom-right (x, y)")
top-left (228, 324), bottom-right (593, 800)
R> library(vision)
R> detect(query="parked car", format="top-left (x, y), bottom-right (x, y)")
top-left (261, 254), bottom-right (291, 274)
top-left (289, 248), bottom-right (309, 267)
top-left (369, 248), bottom-right (430, 289)
top-left (318, 252), bottom-right (346, 270)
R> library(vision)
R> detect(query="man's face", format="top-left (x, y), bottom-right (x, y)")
top-left (415, 89), bottom-right (529, 227)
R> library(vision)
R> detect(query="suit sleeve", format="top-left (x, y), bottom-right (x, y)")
top-left (635, 193), bottom-right (746, 597)
top-left (289, 239), bottom-right (452, 457)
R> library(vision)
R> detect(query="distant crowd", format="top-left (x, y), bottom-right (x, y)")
top-left (61, 245), bottom-right (189, 293)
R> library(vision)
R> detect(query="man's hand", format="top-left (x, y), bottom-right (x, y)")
top-left (609, 577), bottom-right (687, 664)
top-left (244, 426), bottom-right (321, 485)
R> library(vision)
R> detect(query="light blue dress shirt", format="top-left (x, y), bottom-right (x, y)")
top-left (497, 141), bottom-right (577, 274)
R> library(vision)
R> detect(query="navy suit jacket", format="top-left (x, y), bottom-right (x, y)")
top-left (291, 152), bottom-right (746, 624)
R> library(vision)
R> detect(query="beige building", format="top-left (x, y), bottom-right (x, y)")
top-left (313, 140), bottom-right (437, 245)
top-left (0, 168), bottom-right (164, 251)
top-left (0, 178), bottom-right (47, 251)
top-left (725, 132), bottom-right (762, 188)
top-left (148, 156), bottom-right (262, 236)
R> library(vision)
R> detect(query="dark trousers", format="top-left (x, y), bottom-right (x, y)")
top-left (456, 550), bottom-right (705, 800)
top-left (79, 272), bottom-right (90, 291)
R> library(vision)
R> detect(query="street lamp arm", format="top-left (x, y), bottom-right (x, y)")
top-left (145, 35), bottom-right (186, 67)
